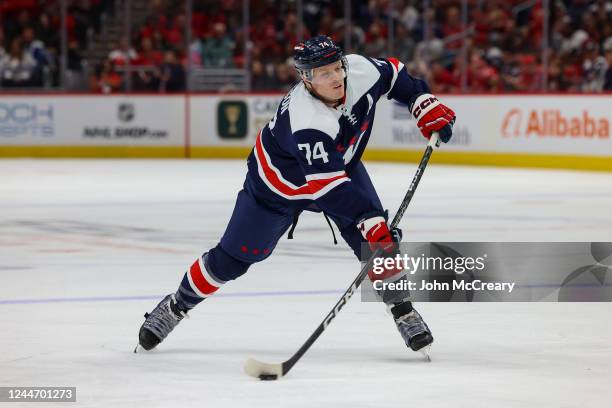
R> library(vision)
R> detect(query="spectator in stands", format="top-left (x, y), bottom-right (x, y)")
top-left (3, 9), bottom-right (31, 45)
top-left (251, 18), bottom-right (282, 62)
top-left (500, 53), bottom-right (524, 91)
top-left (317, 11), bottom-right (335, 39)
top-left (65, 38), bottom-right (86, 89)
top-left (132, 32), bottom-right (179, 92)
top-left (393, 23), bottom-right (416, 63)
top-left (442, 6), bottom-right (464, 50)
top-left (603, 36), bottom-right (612, 91)
top-left (546, 56), bottom-right (563, 91)
top-left (581, 41), bottom-right (608, 92)
top-left (399, 0), bottom-right (420, 35)
top-left (69, 0), bottom-right (97, 48)
top-left (67, 38), bottom-right (84, 72)
top-left (430, 60), bottom-right (459, 93)
top-left (1, 37), bottom-right (40, 87)
top-left (363, 19), bottom-right (387, 57)
top-left (138, 37), bottom-right (163, 66)
top-left (333, 19), bottom-right (366, 54)
top-left (163, 14), bottom-right (185, 48)
top-left (278, 11), bottom-right (301, 49)
top-left (35, 12), bottom-right (58, 52)
top-left (188, 34), bottom-right (203, 67)
top-left (302, 0), bottom-right (327, 35)
top-left (93, 60), bottom-right (122, 93)
top-left (22, 27), bottom-right (50, 68)
top-left (0, 27), bottom-right (7, 70)
top-left (138, 15), bottom-right (157, 42)
top-left (271, 62), bottom-right (295, 93)
top-left (201, 22), bottom-right (234, 68)
top-left (134, 68), bottom-right (159, 92)
top-left (159, 50), bottom-right (185, 92)
top-left (109, 37), bottom-right (139, 66)
top-left (251, 59), bottom-right (276, 91)
top-left (469, 49), bottom-right (499, 92)
top-left (414, 37), bottom-right (445, 64)
top-left (232, 29), bottom-right (246, 68)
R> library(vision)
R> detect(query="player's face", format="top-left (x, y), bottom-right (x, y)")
top-left (310, 61), bottom-right (345, 103)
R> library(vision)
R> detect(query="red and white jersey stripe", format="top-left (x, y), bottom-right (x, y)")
top-left (253, 130), bottom-right (350, 200)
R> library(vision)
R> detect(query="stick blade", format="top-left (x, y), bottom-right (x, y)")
top-left (244, 357), bottom-right (283, 380)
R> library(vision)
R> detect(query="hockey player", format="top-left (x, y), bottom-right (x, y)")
top-left (137, 36), bottom-right (455, 355)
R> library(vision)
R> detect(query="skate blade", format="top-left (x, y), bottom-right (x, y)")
top-left (420, 345), bottom-right (432, 362)
top-left (134, 344), bottom-right (141, 354)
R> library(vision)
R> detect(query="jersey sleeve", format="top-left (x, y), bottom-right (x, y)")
top-left (368, 56), bottom-right (431, 110)
top-left (292, 128), bottom-right (383, 226)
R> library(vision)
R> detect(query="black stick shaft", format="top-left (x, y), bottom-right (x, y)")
top-left (280, 136), bottom-right (440, 375)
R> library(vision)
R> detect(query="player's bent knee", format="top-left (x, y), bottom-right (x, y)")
top-left (207, 244), bottom-right (252, 281)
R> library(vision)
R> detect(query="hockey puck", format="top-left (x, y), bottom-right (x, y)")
top-left (259, 374), bottom-right (278, 381)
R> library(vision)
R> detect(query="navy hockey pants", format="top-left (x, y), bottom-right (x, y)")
top-left (206, 161), bottom-right (384, 282)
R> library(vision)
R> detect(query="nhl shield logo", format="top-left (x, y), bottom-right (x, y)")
top-left (118, 103), bottom-right (135, 123)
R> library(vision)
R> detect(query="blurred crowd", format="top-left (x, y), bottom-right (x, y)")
top-left (404, 0), bottom-right (612, 92)
top-left (0, 0), bottom-right (112, 88)
top-left (1, 0), bottom-right (611, 93)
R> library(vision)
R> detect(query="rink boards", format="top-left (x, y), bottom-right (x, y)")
top-left (0, 93), bottom-right (610, 170)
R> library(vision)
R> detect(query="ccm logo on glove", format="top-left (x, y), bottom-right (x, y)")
top-left (411, 93), bottom-right (456, 143)
top-left (412, 95), bottom-right (439, 117)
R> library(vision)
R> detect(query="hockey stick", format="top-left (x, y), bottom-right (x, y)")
top-left (245, 133), bottom-right (441, 380)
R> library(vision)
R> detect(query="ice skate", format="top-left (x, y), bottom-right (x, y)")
top-left (135, 294), bottom-right (188, 352)
top-left (389, 302), bottom-right (433, 357)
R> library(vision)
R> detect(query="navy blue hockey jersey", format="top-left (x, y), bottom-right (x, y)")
top-left (245, 54), bottom-right (430, 226)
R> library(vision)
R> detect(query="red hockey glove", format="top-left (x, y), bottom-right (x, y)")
top-left (411, 93), bottom-right (456, 143)
top-left (357, 216), bottom-right (396, 254)
top-left (358, 216), bottom-right (404, 282)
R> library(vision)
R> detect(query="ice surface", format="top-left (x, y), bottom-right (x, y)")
top-left (1, 159), bottom-right (611, 407)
